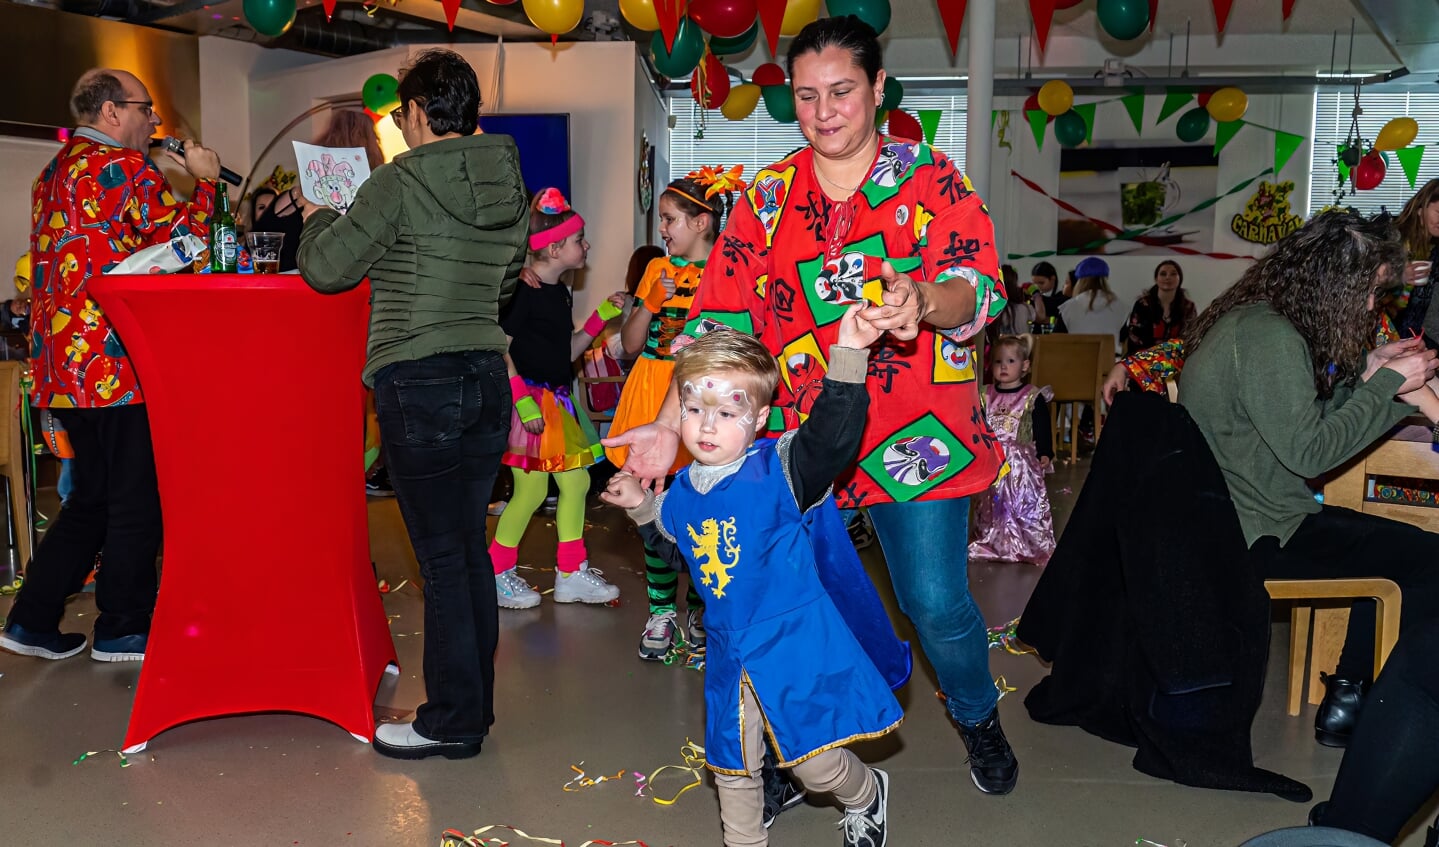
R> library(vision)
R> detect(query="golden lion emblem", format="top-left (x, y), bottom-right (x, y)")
top-left (688, 517), bottom-right (741, 598)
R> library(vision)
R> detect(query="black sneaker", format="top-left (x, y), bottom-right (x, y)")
top-left (839, 768), bottom-right (888, 847)
top-left (365, 468), bottom-right (395, 497)
top-left (762, 747), bottom-right (806, 828)
top-left (955, 707), bottom-right (1018, 795)
top-left (0, 622), bottom-right (87, 660)
top-left (91, 633), bottom-right (147, 663)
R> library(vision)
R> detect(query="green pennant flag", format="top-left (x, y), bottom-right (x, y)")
top-left (918, 109), bottom-right (943, 146)
top-left (1120, 91), bottom-right (1145, 134)
top-left (1215, 119), bottom-right (1245, 155)
top-left (1158, 91), bottom-right (1194, 123)
top-left (1026, 109), bottom-right (1048, 151)
top-left (1273, 130), bottom-right (1305, 175)
top-left (991, 109), bottom-right (998, 131)
top-left (1397, 145), bottom-right (1426, 190)
top-left (1073, 103), bottom-right (1097, 144)
top-left (1336, 144), bottom-right (1351, 180)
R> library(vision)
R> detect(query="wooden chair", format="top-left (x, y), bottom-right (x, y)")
top-left (1263, 578), bottom-right (1401, 716)
top-left (0, 361), bottom-right (31, 582)
top-left (1029, 333), bottom-right (1113, 462)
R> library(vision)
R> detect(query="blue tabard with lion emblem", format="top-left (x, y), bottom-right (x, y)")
top-left (656, 438), bottom-right (904, 774)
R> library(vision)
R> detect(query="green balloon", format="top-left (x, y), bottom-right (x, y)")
top-left (710, 22), bottom-right (759, 56)
top-left (362, 74), bottom-right (400, 114)
top-left (826, 0), bottom-right (892, 35)
top-left (651, 19), bottom-right (706, 79)
top-left (1175, 107), bottom-right (1211, 143)
top-left (762, 85), bottom-right (796, 123)
top-left (881, 77), bottom-right (903, 111)
top-left (243, 0), bottom-right (296, 38)
top-left (1096, 0), bottom-right (1150, 41)
top-left (1055, 110), bottom-right (1088, 148)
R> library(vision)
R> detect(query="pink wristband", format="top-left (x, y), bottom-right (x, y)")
top-left (508, 374), bottom-right (531, 400)
top-left (583, 310), bottom-right (607, 337)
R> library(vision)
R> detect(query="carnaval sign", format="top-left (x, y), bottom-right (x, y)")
top-left (1230, 179), bottom-right (1302, 246)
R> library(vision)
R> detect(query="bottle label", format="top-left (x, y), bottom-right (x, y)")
top-left (214, 227), bottom-right (237, 269)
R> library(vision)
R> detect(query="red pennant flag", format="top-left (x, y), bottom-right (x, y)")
top-left (757, 0), bottom-right (788, 58)
top-left (441, 0), bottom-right (461, 30)
top-left (1212, 0), bottom-right (1234, 33)
top-left (936, 0), bottom-right (968, 56)
top-left (1148, 0), bottom-right (1158, 32)
top-left (322, 0), bottom-right (337, 21)
top-left (655, 0), bottom-right (685, 52)
top-left (1029, 0), bottom-right (1057, 53)
top-left (1282, 0), bottom-right (1296, 19)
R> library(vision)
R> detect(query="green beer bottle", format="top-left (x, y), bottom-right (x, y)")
top-left (209, 185), bottom-right (237, 273)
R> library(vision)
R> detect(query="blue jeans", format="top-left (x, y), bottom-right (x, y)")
top-left (865, 497), bottom-right (998, 725)
top-left (373, 351), bottom-right (511, 743)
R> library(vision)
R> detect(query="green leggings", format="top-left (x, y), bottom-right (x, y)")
top-left (645, 539), bottom-right (703, 614)
top-left (491, 467), bottom-right (591, 571)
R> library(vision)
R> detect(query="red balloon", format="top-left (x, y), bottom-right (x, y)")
top-left (1023, 92), bottom-right (1056, 124)
top-left (752, 62), bottom-right (786, 87)
top-left (1355, 149), bottom-right (1387, 190)
top-left (687, 0), bottom-right (757, 38)
top-left (691, 52), bottom-right (731, 109)
top-left (1056, 0), bottom-right (1084, 7)
top-left (1197, 91), bottom-right (1212, 107)
top-left (887, 109), bottom-right (923, 142)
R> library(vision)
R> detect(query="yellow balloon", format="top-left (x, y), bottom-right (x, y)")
top-left (1037, 80), bottom-right (1073, 117)
top-left (619, 0), bottom-right (659, 31)
top-left (1375, 117), bottom-right (1419, 152)
top-left (523, 0), bottom-right (583, 35)
top-left (780, 0), bottom-right (821, 36)
top-left (722, 83), bottom-right (762, 121)
top-left (1205, 87), bottom-right (1248, 123)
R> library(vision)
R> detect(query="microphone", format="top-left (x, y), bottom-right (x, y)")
top-left (150, 136), bottom-right (243, 187)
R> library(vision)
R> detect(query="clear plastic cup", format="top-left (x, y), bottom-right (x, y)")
top-left (247, 232), bottom-right (284, 274)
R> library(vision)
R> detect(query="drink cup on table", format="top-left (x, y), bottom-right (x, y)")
top-left (247, 232), bottom-right (284, 274)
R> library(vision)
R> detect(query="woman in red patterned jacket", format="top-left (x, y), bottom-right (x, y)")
top-left (604, 16), bottom-right (1018, 797)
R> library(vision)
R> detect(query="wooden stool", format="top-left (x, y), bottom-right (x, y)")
top-left (1263, 578), bottom-right (1401, 716)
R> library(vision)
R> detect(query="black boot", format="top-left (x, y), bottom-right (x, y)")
top-left (955, 707), bottom-right (1019, 795)
top-left (1315, 672), bottom-right (1367, 748)
top-left (1308, 801), bottom-right (1328, 826)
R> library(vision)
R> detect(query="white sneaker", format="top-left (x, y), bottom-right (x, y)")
top-left (638, 610), bottom-right (678, 660)
top-left (553, 561), bottom-right (620, 605)
top-left (496, 568), bottom-right (541, 609)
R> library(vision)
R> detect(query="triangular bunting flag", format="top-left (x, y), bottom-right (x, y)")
top-left (1120, 91), bottom-right (1145, 134)
top-left (1397, 145), bottom-right (1426, 190)
top-left (918, 110), bottom-right (943, 146)
top-left (1214, 119), bottom-right (1244, 155)
top-left (1273, 130), bottom-right (1305, 175)
top-left (656, 0), bottom-right (685, 52)
top-left (1212, 0), bottom-right (1234, 33)
top-left (1029, 0), bottom-right (1058, 53)
top-left (1336, 144), bottom-right (1351, 181)
top-left (1148, 0), bottom-right (1158, 32)
top-left (1158, 91), bottom-right (1194, 123)
top-left (441, 0), bottom-right (461, 30)
top-left (991, 110), bottom-right (998, 130)
top-left (1027, 109), bottom-right (1048, 151)
top-left (1283, 0), bottom-right (1297, 20)
top-left (756, 0), bottom-right (789, 58)
top-left (1073, 103), bottom-right (1097, 144)
top-left (936, 0), bottom-right (969, 56)
top-left (322, 0), bottom-right (337, 21)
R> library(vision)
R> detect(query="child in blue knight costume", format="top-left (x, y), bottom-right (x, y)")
top-left (604, 311), bottom-right (902, 847)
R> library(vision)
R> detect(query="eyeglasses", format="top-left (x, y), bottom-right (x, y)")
top-left (390, 107), bottom-right (405, 128)
top-left (113, 100), bottom-right (155, 118)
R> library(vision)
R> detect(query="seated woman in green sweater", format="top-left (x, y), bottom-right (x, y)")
top-left (1179, 209), bottom-right (1439, 751)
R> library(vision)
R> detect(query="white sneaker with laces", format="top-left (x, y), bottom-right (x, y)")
top-left (553, 561), bottom-right (620, 604)
top-left (838, 768), bottom-right (888, 847)
top-left (638, 610), bottom-right (678, 660)
top-left (496, 568), bottom-right (541, 609)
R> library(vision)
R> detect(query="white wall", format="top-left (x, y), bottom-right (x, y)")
top-left (982, 90), bottom-right (1315, 312)
top-left (0, 137), bottom-right (63, 300)
top-left (634, 54), bottom-right (670, 249)
top-left (246, 41), bottom-right (644, 320)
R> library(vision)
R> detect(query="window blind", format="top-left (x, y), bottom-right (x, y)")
top-left (1310, 89), bottom-right (1439, 215)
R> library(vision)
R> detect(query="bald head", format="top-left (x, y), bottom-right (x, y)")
top-left (70, 69), bottom-right (140, 124)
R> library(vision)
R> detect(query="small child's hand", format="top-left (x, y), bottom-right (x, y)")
top-left (659, 270), bottom-right (677, 298)
top-left (522, 417), bottom-right (545, 435)
top-left (1039, 455), bottom-right (1052, 471)
top-left (837, 304), bottom-right (882, 350)
top-left (607, 291), bottom-right (628, 312)
top-left (601, 472), bottom-right (646, 510)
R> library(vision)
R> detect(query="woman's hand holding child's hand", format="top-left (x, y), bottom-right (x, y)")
top-left (1381, 348), bottom-right (1439, 395)
top-left (838, 304), bottom-right (882, 350)
top-left (601, 472), bottom-right (646, 510)
top-left (520, 267), bottom-right (543, 289)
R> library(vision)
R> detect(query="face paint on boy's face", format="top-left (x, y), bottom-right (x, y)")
top-left (679, 373), bottom-right (761, 466)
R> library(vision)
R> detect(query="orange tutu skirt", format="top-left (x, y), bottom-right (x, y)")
top-left (504, 383), bottom-right (603, 473)
top-left (604, 356), bottom-right (691, 475)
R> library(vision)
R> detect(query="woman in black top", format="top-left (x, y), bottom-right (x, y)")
top-left (1124, 259), bottom-right (1196, 355)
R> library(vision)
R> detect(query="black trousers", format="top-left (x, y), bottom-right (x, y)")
top-left (1322, 616), bottom-right (1439, 842)
top-left (1249, 506), bottom-right (1439, 683)
top-left (9, 404), bottom-right (161, 639)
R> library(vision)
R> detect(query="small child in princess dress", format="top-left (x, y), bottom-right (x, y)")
top-left (969, 334), bottom-right (1057, 565)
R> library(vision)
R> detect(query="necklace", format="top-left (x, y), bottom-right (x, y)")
top-left (813, 161), bottom-right (866, 193)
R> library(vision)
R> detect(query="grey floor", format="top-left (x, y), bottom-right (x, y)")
top-left (0, 459), bottom-right (1427, 846)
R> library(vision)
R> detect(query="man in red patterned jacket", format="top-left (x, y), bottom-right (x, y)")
top-left (1, 68), bottom-right (221, 663)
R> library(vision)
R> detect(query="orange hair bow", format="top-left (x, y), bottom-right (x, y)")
top-left (691, 164), bottom-right (747, 199)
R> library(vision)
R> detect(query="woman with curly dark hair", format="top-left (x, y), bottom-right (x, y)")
top-left (1180, 209), bottom-right (1439, 751)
